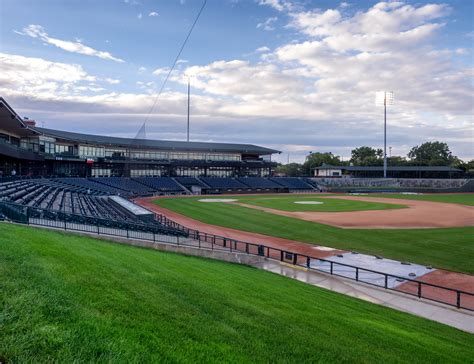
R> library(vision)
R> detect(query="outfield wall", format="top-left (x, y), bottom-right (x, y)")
top-left (312, 178), bottom-right (474, 193)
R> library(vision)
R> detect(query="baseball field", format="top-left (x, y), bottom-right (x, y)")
top-left (151, 193), bottom-right (474, 274)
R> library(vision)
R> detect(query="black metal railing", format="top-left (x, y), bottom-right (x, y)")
top-left (1, 200), bottom-right (472, 311)
top-left (0, 201), bottom-right (187, 238)
top-left (154, 213), bottom-right (474, 311)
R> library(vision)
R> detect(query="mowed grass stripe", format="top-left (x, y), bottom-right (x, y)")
top-left (232, 194), bottom-right (406, 212)
top-left (155, 198), bottom-right (474, 274)
top-left (0, 223), bottom-right (473, 363)
top-left (360, 193), bottom-right (474, 206)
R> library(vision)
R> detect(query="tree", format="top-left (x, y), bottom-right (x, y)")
top-left (303, 152), bottom-right (342, 175)
top-left (350, 146), bottom-right (383, 166)
top-left (408, 141), bottom-right (457, 165)
top-left (275, 163), bottom-right (303, 177)
top-left (387, 156), bottom-right (408, 166)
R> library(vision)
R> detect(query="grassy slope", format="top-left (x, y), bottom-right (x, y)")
top-left (232, 194), bottom-right (406, 212)
top-left (363, 193), bottom-right (474, 206)
top-left (0, 223), bottom-right (473, 363)
top-left (155, 198), bottom-right (474, 274)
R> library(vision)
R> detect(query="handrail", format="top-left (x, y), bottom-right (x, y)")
top-left (1, 200), bottom-right (471, 311)
top-left (153, 213), bottom-right (473, 311)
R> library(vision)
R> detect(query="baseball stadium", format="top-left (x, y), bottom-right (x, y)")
top-left (1, 95), bottom-right (473, 362)
top-left (1, 0), bottom-right (474, 362)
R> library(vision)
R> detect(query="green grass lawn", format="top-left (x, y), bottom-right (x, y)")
top-left (231, 194), bottom-right (406, 212)
top-left (155, 198), bottom-right (474, 274)
top-left (1, 223), bottom-right (473, 363)
top-left (359, 193), bottom-right (474, 206)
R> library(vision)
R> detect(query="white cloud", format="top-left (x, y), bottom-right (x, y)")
top-left (104, 78), bottom-right (120, 85)
top-left (152, 67), bottom-right (171, 77)
top-left (258, 0), bottom-right (293, 12)
top-left (257, 17), bottom-right (278, 31)
top-left (2, 2), bottom-right (472, 160)
top-left (0, 52), bottom-right (96, 97)
top-left (137, 13), bottom-right (143, 19)
top-left (255, 46), bottom-right (271, 53)
top-left (148, 11), bottom-right (159, 17)
top-left (17, 25), bottom-right (125, 63)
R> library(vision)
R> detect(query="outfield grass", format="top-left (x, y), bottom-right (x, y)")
top-left (1, 223), bottom-right (473, 363)
top-left (155, 198), bottom-right (474, 274)
top-left (231, 194), bottom-right (406, 212)
top-left (360, 193), bottom-right (474, 206)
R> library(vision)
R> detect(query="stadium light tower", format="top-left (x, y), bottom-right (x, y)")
top-left (375, 91), bottom-right (394, 178)
top-left (187, 77), bottom-right (190, 142)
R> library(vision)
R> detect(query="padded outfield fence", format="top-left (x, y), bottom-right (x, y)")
top-left (1, 201), bottom-right (472, 311)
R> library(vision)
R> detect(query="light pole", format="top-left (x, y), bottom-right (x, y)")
top-left (187, 77), bottom-right (190, 142)
top-left (375, 91), bottom-right (394, 178)
top-left (307, 151), bottom-right (313, 176)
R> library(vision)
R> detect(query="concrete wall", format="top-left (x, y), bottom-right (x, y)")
top-left (18, 223), bottom-right (266, 267)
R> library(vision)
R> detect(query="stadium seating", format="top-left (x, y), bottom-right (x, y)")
top-left (270, 177), bottom-right (314, 190)
top-left (133, 177), bottom-right (185, 193)
top-left (91, 177), bottom-right (155, 195)
top-left (56, 178), bottom-right (121, 195)
top-left (199, 177), bottom-right (248, 189)
top-left (312, 178), bottom-right (469, 190)
top-left (175, 177), bottom-right (208, 189)
top-left (237, 177), bottom-right (283, 189)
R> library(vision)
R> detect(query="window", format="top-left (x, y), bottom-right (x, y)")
top-left (105, 148), bottom-right (126, 158)
top-left (130, 169), bottom-right (161, 177)
top-left (39, 140), bottom-right (55, 154)
top-left (79, 145), bottom-right (105, 158)
top-left (55, 144), bottom-right (74, 155)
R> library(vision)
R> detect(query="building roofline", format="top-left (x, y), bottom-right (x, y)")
top-left (0, 98), bottom-right (280, 155)
top-left (33, 127), bottom-right (280, 155)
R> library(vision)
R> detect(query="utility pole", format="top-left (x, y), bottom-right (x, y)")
top-left (187, 77), bottom-right (190, 142)
top-left (376, 91), bottom-right (394, 178)
top-left (384, 95), bottom-right (387, 178)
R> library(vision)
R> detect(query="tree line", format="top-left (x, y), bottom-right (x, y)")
top-left (276, 141), bottom-right (474, 177)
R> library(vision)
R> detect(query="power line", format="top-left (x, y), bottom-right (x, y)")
top-left (143, 0), bottom-right (207, 125)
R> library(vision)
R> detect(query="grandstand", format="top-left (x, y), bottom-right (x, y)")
top-left (200, 177), bottom-right (249, 191)
top-left (0, 97), bottom-right (279, 179)
top-left (270, 177), bottom-right (314, 191)
top-left (237, 177), bottom-right (285, 190)
top-left (134, 177), bottom-right (185, 194)
top-left (312, 177), bottom-right (473, 192)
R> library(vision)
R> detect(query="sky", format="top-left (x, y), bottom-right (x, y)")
top-left (0, 0), bottom-right (472, 163)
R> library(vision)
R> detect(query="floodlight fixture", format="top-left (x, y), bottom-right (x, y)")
top-left (375, 91), bottom-right (395, 178)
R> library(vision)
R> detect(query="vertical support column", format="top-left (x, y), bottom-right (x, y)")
top-left (383, 94), bottom-right (387, 178)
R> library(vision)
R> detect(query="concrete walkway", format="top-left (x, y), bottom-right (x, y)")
top-left (253, 260), bottom-right (474, 334)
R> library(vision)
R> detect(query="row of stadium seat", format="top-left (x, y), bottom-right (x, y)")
top-left (82, 176), bottom-right (316, 193)
top-left (1, 177), bottom-right (318, 199)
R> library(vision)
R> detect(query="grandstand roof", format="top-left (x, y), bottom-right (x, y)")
top-left (315, 165), bottom-right (462, 172)
top-left (33, 127), bottom-right (279, 154)
top-left (0, 97), bottom-right (279, 155)
top-left (0, 97), bottom-right (37, 136)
